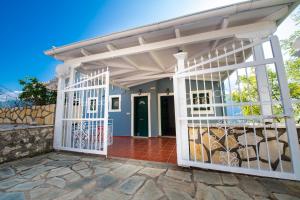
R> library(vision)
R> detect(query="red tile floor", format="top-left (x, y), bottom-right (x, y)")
top-left (108, 136), bottom-right (177, 164)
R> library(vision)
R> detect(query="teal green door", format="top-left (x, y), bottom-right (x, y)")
top-left (134, 96), bottom-right (148, 137)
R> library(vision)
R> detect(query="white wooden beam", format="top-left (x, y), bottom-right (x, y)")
top-left (125, 77), bottom-right (165, 88)
top-left (116, 73), bottom-right (174, 82)
top-left (106, 43), bottom-right (141, 69)
top-left (93, 60), bottom-right (134, 69)
top-left (110, 69), bottom-right (134, 77)
top-left (175, 28), bottom-right (181, 38)
top-left (80, 48), bottom-right (156, 76)
top-left (138, 36), bottom-right (165, 71)
top-left (110, 80), bottom-right (129, 90)
top-left (112, 71), bottom-right (157, 80)
top-left (66, 21), bottom-right (276, 65)
top-left (211, 18), bottom-right (229, 49)
top-left (80, 48), bottom-right (91, 56)
top-left (175, 28), bottom-right (186, 52)
top-left (80, 48), bottom-right (107, 67)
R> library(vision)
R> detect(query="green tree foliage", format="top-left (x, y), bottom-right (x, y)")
top-left (231, 74), bottom-right (261, 116)
top-left (18, 77), bottom-right (56, 105)
top-left (281, 10), bottom-right (300, 57)
top-left (232, 10), bottom-right (300, 122)
top-left (232, 66), bottom-right (300, 122)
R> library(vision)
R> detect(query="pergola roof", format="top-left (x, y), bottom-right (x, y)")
top-left (45, 0), bottom-right (299, 88)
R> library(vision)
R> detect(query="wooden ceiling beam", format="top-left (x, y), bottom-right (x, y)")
top-left (138, 36), bottom-right (165, 71)
top-left (66, 21), bottom-right (276, 65)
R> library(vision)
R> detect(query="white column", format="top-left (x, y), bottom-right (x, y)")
top-left (53, 66), bottom-right (66, 149)
top-left (103, 71), bottom-right (110, 157)
top-left (270, 35), bottom-right (300, 180)
top-left (66, 66), bottom-right (76, 148)
top-left (253, 40), bottom-right (272, 118)
top-left (173, 52), bottom-right (189, 166)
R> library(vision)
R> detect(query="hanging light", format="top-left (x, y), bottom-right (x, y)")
top-left (166, 88), bottom-right (170, 95)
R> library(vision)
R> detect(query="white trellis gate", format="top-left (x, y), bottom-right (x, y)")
top-left (173, 35), bottom-right (300, 180)
top-left (54, 70), bottom-right (110, 155)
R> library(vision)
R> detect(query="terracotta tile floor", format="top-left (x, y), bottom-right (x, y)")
top-left (108, 136), bottom-right (177, 164)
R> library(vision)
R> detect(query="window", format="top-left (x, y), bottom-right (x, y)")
top-left (109, 95), bottom-right (121, 112)
top-left (73, 93), bottom-right (80, 106)
top-left (87, 97), bottom-right (98, 113)
top-left (191, 90), bottom-right (214, 115)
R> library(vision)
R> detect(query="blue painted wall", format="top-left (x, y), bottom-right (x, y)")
top-left (108, 78), bottom-right (223, 137)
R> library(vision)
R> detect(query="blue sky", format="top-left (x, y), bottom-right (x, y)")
top-left (0, 0), bottom-right (298, 94)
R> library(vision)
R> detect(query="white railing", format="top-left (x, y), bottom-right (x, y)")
top-left (173, 35), bottom-right (300, 180)
top-left (58, 69), bottom-right (110, 155)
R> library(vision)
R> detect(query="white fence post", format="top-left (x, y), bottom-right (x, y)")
top-left (253, 39), bottom-right (273, 119)
top-left (173, 52), bottom-right (189, 166)
top-left (53, 64), bottom-right (69, 149)
top-left (103, 70), bottom-right (110, 157)
top-left (66, 66), bottom-right (76, 148)
top-left (270, 35), bottom-right (300, 180)
top-left (54, 76), bottom-right (65, 149)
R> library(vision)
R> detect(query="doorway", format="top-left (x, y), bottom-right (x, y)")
top-left (131, 94), bottom-right (150, 137)
top-left (158, 94), bottom-right (176, 137)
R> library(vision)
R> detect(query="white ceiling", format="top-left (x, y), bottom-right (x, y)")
top-left (47, 0), bottom-right (298, 88)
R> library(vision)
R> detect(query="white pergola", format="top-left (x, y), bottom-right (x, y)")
top-left (48, 0), bottom-right (300, 180)
top-left (45, 0), bottom-right (299, 89)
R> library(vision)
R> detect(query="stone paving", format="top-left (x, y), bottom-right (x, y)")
top-left (0, 152), bottom-right (300, 200)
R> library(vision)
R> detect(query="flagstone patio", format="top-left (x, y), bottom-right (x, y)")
top-left (0, 152), bottom-right (300, 200)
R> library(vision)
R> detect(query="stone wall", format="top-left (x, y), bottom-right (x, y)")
top-left (188, 125), bottom-right (300, 173)
top-left (0, 104), bottom-right (55, 125)
top-left (0, 125), bottom-right (54, 163)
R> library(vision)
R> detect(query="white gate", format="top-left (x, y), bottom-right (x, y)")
top-left (55, 70), bottom-right (110, 155)
top-left (173, 35), bottom-right (300, 180)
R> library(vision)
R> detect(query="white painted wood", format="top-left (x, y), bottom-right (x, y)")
top-left (174, 28), bottom-right (186, 52)
top-left (173, 52), bottom-right (189, 166)
top-left (65, 21), bottom-right (276, 65)
top-left (175, 28), bottom-right (181, 38)
top-left (174, 35), bottom-right (300, 180)
top-left (56, 70), bottom-right (110, 156)
top-left (116, 73), bottom-right (174, 82)
top-left (53, 76), bottom-right (65, 149)
top-left (103, 70), bottom-right (110, 156)
top-left (81, 48), bottom-right (91, 56)
top-left (261, 6), bottom-right (288, 21)
top-left (211, 18), bottom-right (229, 49)
top-left (106, 43), bottom-right (140, 69)
top-left (45, 0), bottom-right (295, 56)
top-left (253, 40), bottom-right (273, 118)
top-left (66, 67), bottom-right (75, 147)
top-left (131, 93), bottom-right (151, 137)
top-left (157, 93), bottom-right (174, 136)
top-left (80, 48), bottom-right (106, 67)
top-left (110, 69), bottom-right (134, 77)
top-left (125, 77), bottom-right (165, 88)
top-left (270, 35), bottom-right (300, 180)
top-left (138, 36), bottom-right (165, 71)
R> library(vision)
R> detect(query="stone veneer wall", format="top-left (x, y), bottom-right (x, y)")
top-left (0, 104), bottom-right (55, 125)
top-left (189, 126), bottom-right (300, 173)
top-left (0, 126), bottom-right (54, 164)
